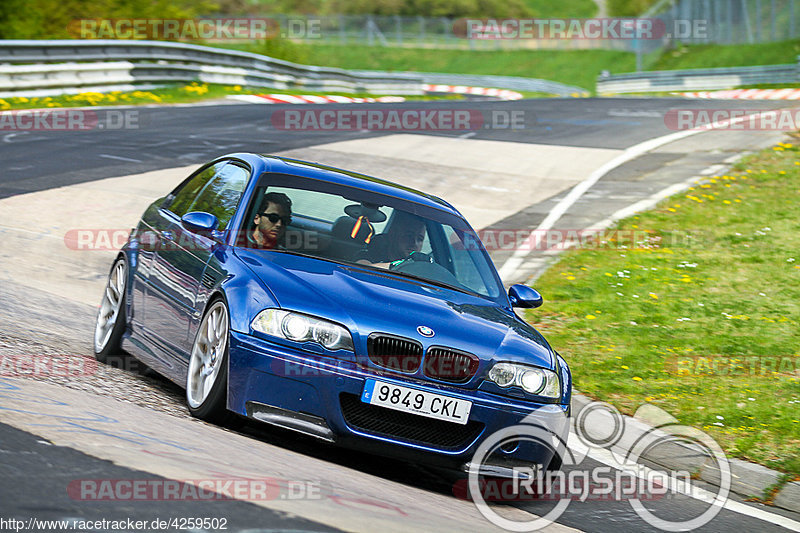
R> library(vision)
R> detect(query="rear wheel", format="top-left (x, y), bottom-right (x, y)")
top-left (94, 258), bottom-right (128, 361)
top-left (186, 299), bottom-right (231, 423)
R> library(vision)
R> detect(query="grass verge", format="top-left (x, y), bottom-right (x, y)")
top-left (651, 39), bottom-right (800, 71)
top-left (221, 38), bottom-right (800, 93)
top-left (222, 42), bottom-right (636, 93)
top-left (527, 141), bottom-right (800, 476)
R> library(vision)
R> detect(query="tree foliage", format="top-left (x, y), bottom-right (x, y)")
top-left (327, 0), bottom-right (530, 17)
top-left (0, 0), bottom-right (218, 39)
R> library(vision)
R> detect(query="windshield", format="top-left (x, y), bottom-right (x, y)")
top-left (239, 172), bottom-right (503, 300)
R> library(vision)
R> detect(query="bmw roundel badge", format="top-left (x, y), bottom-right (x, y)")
top-left (417, 326), bottom-right (435, 337)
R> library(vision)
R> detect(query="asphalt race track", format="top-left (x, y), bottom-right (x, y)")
top-left (1, 96), bottom-right (799, 532)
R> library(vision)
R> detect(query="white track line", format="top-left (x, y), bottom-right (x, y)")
top-left (497, 109), bottom-right (789, 281)
top-left (571, 435), bottom-right (800, 531)
top-left (98, 154), bottom-right (142, 163)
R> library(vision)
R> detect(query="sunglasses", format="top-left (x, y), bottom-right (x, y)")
top-left (261, 212), bottom-right (291, 226)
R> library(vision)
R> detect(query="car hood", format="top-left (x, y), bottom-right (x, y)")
top-left (236, 250), bottom-right (555, 369)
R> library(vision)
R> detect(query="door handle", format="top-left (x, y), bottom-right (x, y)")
top-left (160, 230), bottom-right (174, 241)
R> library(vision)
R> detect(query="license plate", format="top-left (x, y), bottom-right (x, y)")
top-left (361, 379), bottom-right (472, 425)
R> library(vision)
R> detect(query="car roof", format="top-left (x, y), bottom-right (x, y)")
top-left (225, 152), bottom-right (461, 217)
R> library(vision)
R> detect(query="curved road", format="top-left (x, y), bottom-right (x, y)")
top-left (1, 97), bottom-right (798, 533)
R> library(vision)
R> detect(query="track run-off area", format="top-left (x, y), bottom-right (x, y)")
top-left (1, 97), bottom-right (799, 532)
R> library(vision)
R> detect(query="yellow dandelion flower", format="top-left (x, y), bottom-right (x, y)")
top-left (632, 376), bottom-right (643, 381)
top-left (586, 314), bottom-right (596, 319)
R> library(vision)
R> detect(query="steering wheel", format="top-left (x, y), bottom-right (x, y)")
top-left (389, 251), bottom-right (432, 271)
top-left (389, 252), bottom-right (462, 287)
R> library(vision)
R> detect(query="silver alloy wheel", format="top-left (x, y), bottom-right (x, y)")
top-left (94, 259), bottom-right (126, 353)
top-left (187, 301), bottom-right (229, 409)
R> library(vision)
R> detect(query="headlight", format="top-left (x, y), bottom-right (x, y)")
top-left (487, 362), bottom-right (560, 398)
top-left (251, 309), bottom-right (354, 352)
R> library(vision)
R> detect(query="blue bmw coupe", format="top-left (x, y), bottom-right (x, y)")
top-left (94, 153), bottom-right (571, 475)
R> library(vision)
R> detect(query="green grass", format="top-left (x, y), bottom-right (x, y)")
top-left (651, 39), bottom-right (800, 71)
top-left (522, 0), bottom-right (598, 17)
top-left (218, 38), bottom-right (800, 94)
top-left (0, 83), bottom-right (466, 110)
top-left (527, 142), bottom-right (800, 476)
top-left (226, 43), bottom-right (636, 92)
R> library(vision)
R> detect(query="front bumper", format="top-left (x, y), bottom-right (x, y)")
top-left (227, 331), bottom-right (570, 469)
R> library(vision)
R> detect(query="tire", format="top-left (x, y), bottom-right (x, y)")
top-left (186, 299), bottom-right (231, 423)
top-left (546, 452), bottom-right (563, 472)
top-left (94, 257), bottom-right (128, 362)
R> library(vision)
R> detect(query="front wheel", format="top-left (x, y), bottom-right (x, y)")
top-left (94, 257), bottom-right (128, 361)
top-left (186, 299), bottom-right (230, 423)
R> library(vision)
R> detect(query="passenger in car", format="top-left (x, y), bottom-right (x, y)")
top-left (358, 211), bottom-right (426, 268)
top-left (248, 192), bottom-right (292, 249)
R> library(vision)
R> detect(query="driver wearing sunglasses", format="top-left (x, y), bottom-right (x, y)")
top-left (249, 191), bottom-right (292, 249)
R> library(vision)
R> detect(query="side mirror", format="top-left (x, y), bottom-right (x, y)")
top-left (508, 284), bottom-right (543, 309)
top-left (181, 211), bottom-right (219, 233)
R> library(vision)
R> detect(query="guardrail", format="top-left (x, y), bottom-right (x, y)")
top-left (0, 39), bottom-right (587, 98)
top-left (353, 71), bottom-right (588, 96)
top-left (596, 62), bottom-right (800, 94)
top-left (0, 40), bottom-right (424, 97)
